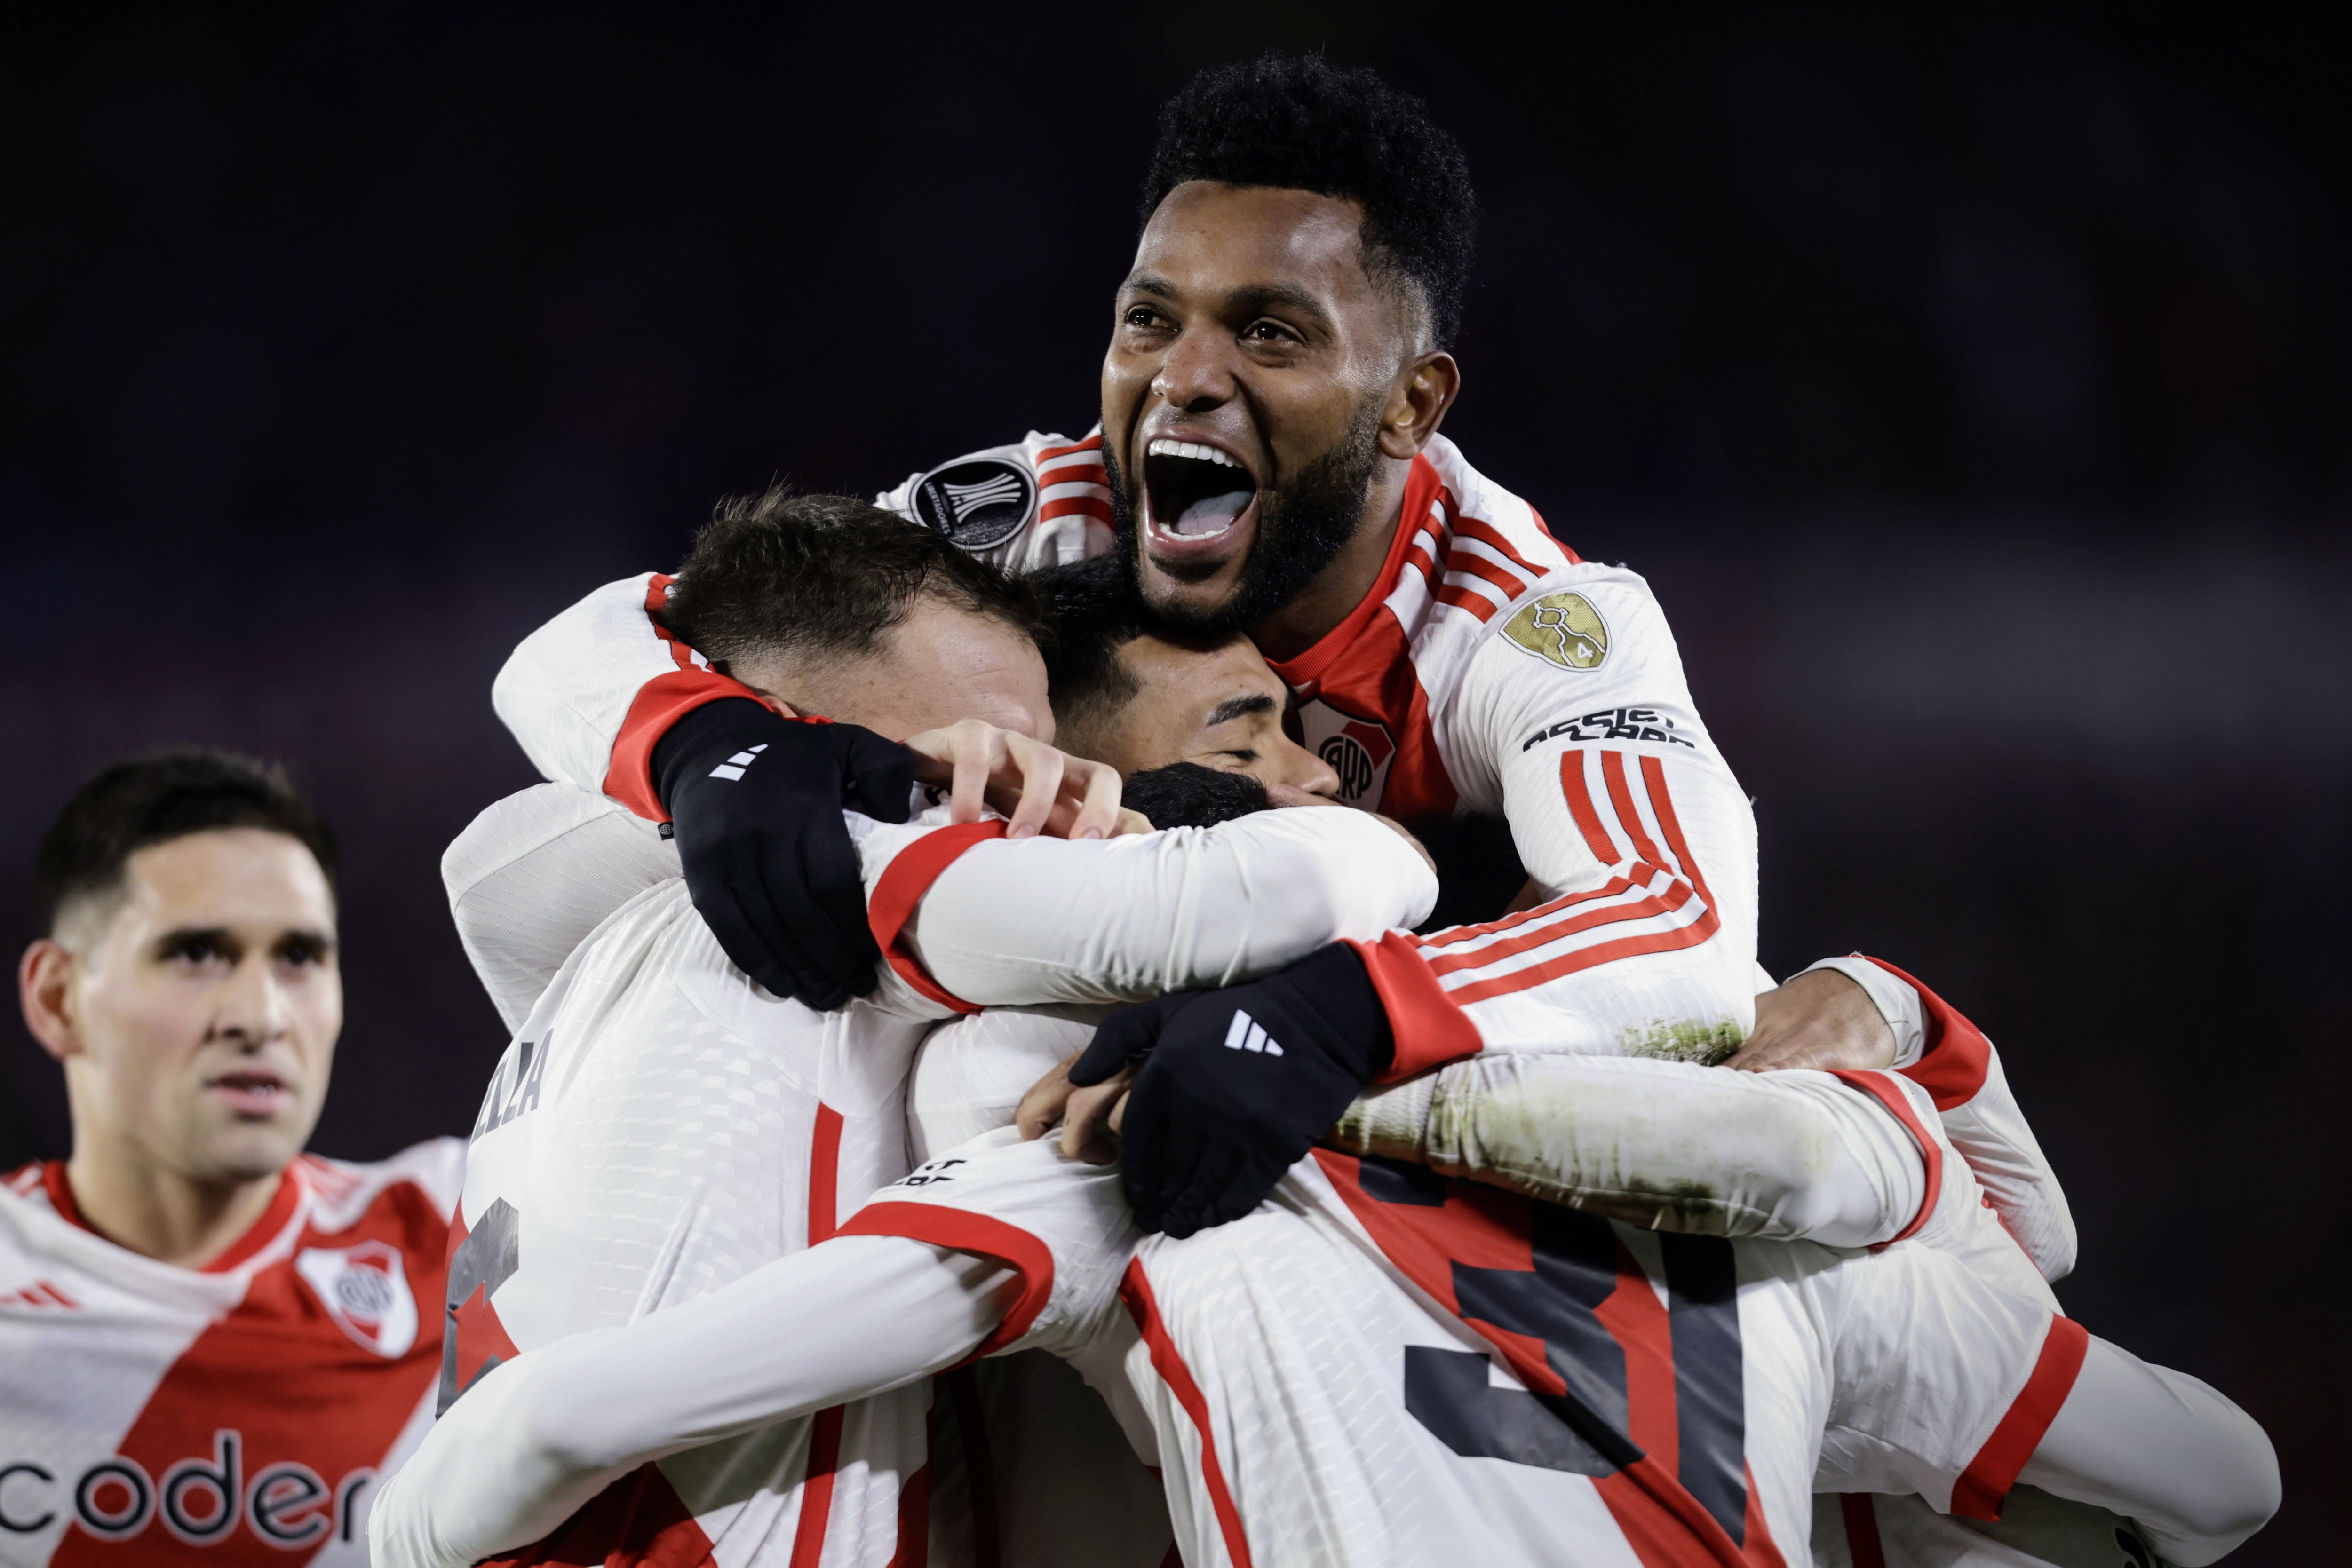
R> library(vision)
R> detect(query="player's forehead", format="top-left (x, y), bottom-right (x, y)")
top-left (893, 598), bottom-right (1050, 720)
top-left (113, 829), bottom-right (337, 937)
top-left (1127, 182), bottom-right (1377, 313)
top-left (1123, 632), bottom-right (1282, 723)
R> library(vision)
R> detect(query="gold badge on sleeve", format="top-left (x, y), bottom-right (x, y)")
top-left (1501, 591), bottom-right (1610, 671)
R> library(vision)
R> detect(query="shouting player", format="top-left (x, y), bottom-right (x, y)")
top-left (481, 54), bottom-right (2008, 1236)
top-left (464, 56), bottom-right (2112, 1565)
top-left (2, 751), bottom-right (462, 1565)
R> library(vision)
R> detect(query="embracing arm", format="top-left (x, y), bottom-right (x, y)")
top-left (1330, 1053), bottom-right (1939, 1248)
top-left (1828, 1246), bottom-right (2276, 1568)
top-left (1804, 954), bottom-right (2077, 1283)
top-left (496, 428), bottom-right (1112, 809)
top-left (1361, 569), bottom-right (1762, 1078)
top-left (2015, 1337), bottom-right (2278, 1566)
top-left (891, 806), bottom-right (1439, 1009)
top-left (441, 784), bottom-right (678, 1033)
top-left (371, 1237), bottom-right (1012, 1568)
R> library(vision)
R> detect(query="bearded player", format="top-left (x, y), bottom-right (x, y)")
top-left (488, 49), bottom-right (2060, 1288)
top-left (474, 53), bottom-right (2098, 1568)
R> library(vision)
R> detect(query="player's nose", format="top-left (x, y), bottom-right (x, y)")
top-left (1150, 324), bottom-right (1238, 413)
top-left (210, 954), bottom-right (293, 1047)
top-left (1270, 731), bottom-right (1343, 799)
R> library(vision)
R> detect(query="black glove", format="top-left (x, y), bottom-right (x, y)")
top-left (653, 699), bottom-right (919, 1010)
top-left (1069, 943), bottom-right (1395, 1237)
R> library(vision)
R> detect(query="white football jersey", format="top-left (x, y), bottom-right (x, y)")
top-left (442, 792), bottom-right (1437, 1568)
top-left (841, 1130), bottom-right (2083, 1568)
top-left (479, 424), bottom-right (2078, 1566)
top-left (0, 1141), bottom-right (462, 1566)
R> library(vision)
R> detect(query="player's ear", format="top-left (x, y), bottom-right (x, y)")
top-left (1379, 351), bottom-right (1460, 459)
top-left (18, 939), bottom-right (85, 1062)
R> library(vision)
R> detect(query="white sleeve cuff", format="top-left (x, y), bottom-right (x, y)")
top-left (1803, 955), bottom-right (1926, 1068)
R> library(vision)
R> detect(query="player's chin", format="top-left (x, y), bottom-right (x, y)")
top-left (194, 1114), bottom-right (312, 1181)
top-left (1137, 530), bottom-right (1251, 615)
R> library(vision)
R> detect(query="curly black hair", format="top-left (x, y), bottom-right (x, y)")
top-left (1139, 53), bottom-right (1477, 348)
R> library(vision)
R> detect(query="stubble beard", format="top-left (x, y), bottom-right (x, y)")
top-left (1107, 392), bottom-right (1388, 641)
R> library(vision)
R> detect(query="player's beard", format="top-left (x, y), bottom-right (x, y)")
top-left (1107, 391), bottom-right (1387, 641)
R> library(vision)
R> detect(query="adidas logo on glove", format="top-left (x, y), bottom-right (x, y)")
top-left (1221, 1009), bottom-right (1284, 1056)
top-left (708, 743), bottom-right (768, 781)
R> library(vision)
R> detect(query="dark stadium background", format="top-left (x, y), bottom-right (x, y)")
top-left (3, 5), bottom-right (2343, 1558)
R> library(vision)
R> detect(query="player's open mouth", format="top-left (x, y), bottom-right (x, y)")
top-left (1143, 437), bottom-right (1258, 556)
top-left (209, 1070), bottom-right (290, 1117)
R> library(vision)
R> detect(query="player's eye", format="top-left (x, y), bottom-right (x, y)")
top-left (1243, 319), bottom-right (1298, 344)
top-left (275, 934), bottom-right (331, 968)
top-left (1124, 305), bottom-right (1168, 330)
top-left (1221, 749), bottom-right (1260, 765)
top-left (159, 934), bottom-right (235, 968)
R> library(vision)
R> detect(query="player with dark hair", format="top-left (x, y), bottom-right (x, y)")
top-left (423, 485), bottom-right (1454, 1568)
top-left (466, 56), bottom-right (2142, 1568)
top-left (3, 749), bottom-right (464, 1562)
top-left (488, 48), bottom-right (2036, 1263)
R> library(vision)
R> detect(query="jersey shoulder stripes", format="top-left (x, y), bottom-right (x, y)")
top-left (1266, 433), bottom-right (1577, 819)
top-left (874, 430), bottom-right (1116, 571)
top-left (0, 1140), bottom-right (461, 1566)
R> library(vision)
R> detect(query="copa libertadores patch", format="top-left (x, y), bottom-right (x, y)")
top-left (1500, 590), bottom-right (1610, 671)
top-left (911, 458), bottom-right (1036, 551)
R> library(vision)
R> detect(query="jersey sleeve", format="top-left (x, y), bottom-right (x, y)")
top-left (1353, 569), bottom-right (1761, 1081)
top-left (491, 434), bottom-right (1112, 816)
top-left (874, 430), bottom-right (1116, 571)
top-left (1805, 956), bottom-right (2078, 1284)
top-left (490, 573), bottom-right (770, 818)
top-left (442, 784), bottom-right (680, 1032)
top-left (1816, 1242), bottom-right (2090, 1521)
top-left (1331, 1053), bottom-right (1937, 1248)
top-left (838, 1128), bottom-right (1140, 1364)
top-left (865, 806), bottom-right (1440, 1011)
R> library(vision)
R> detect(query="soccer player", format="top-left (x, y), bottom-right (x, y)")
top-left (477, 55), bottom-right (2051, 1267)
top-left (434, 491), bottom-right (1444, 1568)
top-left (371, 1054), bottom-right (2277, 1568)
top-left (2, 751), bottom-right (463, 1564)
top-left (425, 526), bottom-right (2130, 1568)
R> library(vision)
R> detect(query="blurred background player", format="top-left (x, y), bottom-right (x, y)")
top-left (2, 751), bottom-right (461, 1564)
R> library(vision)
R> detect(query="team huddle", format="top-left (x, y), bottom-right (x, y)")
top-left (3, 52), bottom-right (2280, 1568)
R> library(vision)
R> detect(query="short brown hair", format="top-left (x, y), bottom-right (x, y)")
top-left (34, 750), bottom-right (337, 937)
top-left (659, 488), bottom-right (1048, 669)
